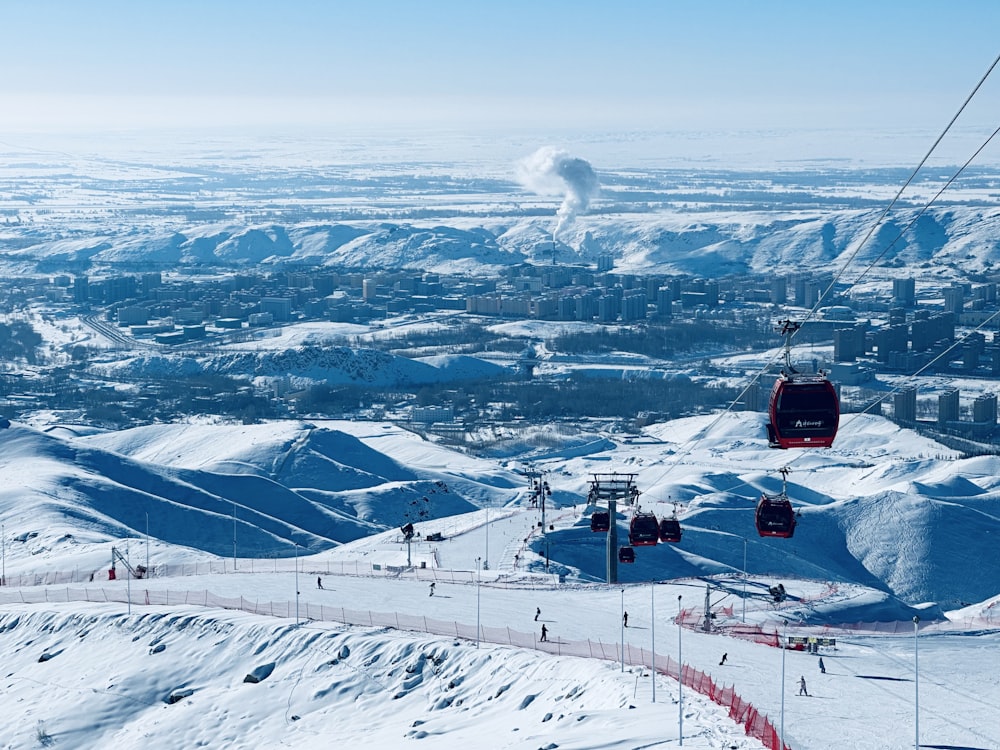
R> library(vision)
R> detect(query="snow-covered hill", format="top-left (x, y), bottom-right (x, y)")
top-left (2, 411), bottom-right (1000, 749)
top-left (94, 347), bottom-right (513, 388)
top-left (1, 605), bottom-right (756, 750)
top-left (8, 205), bottom-right (1000, 277)
top-left (3, 411), bottom-right (998, 610)
top-left (0, 420), bottom-right (519, 566)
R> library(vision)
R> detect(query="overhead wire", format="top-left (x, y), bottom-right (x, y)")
top-left (652, 137), bottom-right (1000, 503)
top-left (801, 49), bottom-right (1000, 334)
top-left (642, 50), bottom-right (1000, 500)
top-left (846, 120), bottom-right (1000, 288)
top-left (769, 119), bottom-right (1000, 474)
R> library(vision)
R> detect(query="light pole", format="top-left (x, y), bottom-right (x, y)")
top-left (483, 505), bottom-right (489, 570)
top-left (125, 541), bottom-right (132, 617)
top-left (145, 512), bottom-right (150, 575)
top-left (233, 502), bottom-right (237, 571)
top-left (742, 537), bottom-right (748, 623)
top-left (780, 620), bottom-right (787, 749)
top-left (650, 581), bottom-right (656, 703)
top-left (2, 522), bottom-right (5, 586)
top-left (541, 478), bottom-right (547, 533)
top-left (913, 615), bottom-right (920, 750)
top-left (678, 594), bottom-right (683, 746)
top-left (620, 587), bottom-right (625, 673)
top-left (476, 557), bottom-right (482, 649)
top-left (294, 542), bottom-right (300, 625)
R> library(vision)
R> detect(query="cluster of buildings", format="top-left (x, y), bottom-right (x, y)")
top-left (892, 387), bottom-right (998, 441)
top-left (829, 277), bottom-right (1000, 377)
top-left (49, 266), bottom-right (810, 333)
top-left (30, 265), bottom-right (1000, 433)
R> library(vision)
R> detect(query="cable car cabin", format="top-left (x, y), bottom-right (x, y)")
top-left (658, 517), bottom-right (682, 543)
top-left (618, 546), bottom-right (635, 564)
top-left (755, 493), bottom-right (797, 538)
top-left (767, 374), bottom-right (839, 449)
top-left (590, 511), bottom-right (610, 533)
top-left (628, 512), bottom-right (659, 546)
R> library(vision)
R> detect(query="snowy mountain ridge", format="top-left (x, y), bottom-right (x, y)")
top-left (7, 205), bottom-right (1000, 277)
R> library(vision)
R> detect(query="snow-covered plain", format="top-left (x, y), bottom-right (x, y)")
top-left (2, 412), bottom-right (999, 750)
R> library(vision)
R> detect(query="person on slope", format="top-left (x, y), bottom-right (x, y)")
top-left (540, 624), bottom-right (548, 642)
top-left (798, 676), bottom-right (809, 696)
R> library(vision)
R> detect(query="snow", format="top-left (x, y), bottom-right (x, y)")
top-left (11, 205), bottom-right (1000, 277)
top-left (1, 411), bottom-right (1000, 748)
top-left (5, 80), bottom-right (1000, 750)
top-left (4, 129), bottom-right (1000, 278)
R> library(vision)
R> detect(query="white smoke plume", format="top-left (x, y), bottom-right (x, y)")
top-left (515, 146), bottom-right (600, 238)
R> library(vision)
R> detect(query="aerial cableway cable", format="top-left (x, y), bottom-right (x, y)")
top-left (844, 120), bottom-right (1000, 289)
top-left (797, 49), bottom-right (1000, 337)
top-left (639, 49), bottom-right (1000, 501)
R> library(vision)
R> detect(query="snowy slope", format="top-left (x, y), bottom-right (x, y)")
top-left (1, 411), bottom-right (997, 608)
top-left (2, 411), bottom-right (1000, 749)
top-left (1, 420), bottom-right (524, 566)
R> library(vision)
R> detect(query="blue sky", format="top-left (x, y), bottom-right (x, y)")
top-left (2, 1), bottom-right (999, 158)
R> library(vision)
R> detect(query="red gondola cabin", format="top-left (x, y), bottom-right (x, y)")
top-left (658, 517), bottom-right (682, 543)
top-left (590, 511), bottom-right (610, 533)
top-left (755, 493), bottom-right (797, 538)
top-left (618, 546), bottom-right (635, 563)
top-left (767, 374), bottom-right (839, 449)
top-left (629, 512), bottom-right (659, 546)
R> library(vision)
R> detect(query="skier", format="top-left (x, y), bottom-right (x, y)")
top-left (540, 624), bottom-right (548, 642)
top-left (535, 607), bottom-right (541, 621)
top-left (818, 657), bottom-right (825, 674)
top-left (798, 675), bottom-right (809, 696)
top-left (720, 652), bottom-right (728, 666)
top-left (429, 582), bottom-right (435, 597)
top-left (317, 576), bottom-right (323, 590)
top-left (623, 611), bottom-right (628, 628)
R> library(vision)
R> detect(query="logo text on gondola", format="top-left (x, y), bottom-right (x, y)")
top-left (794, 420), bottom-right (823, 428)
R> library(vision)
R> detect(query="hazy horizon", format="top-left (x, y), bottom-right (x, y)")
top-left (3, 2), bottom-right (1000, 169)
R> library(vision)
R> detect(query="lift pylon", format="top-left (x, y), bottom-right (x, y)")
top-left (587, 473), bottom-right (638, 584)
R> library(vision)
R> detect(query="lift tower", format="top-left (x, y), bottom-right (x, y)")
top-left (588, 473), bottom-right (638, 584)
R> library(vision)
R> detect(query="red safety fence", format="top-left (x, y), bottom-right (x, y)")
top-left (0, 558), bottom-right (481, 586)
top-left (0, 584), bottom-right (792, 749)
